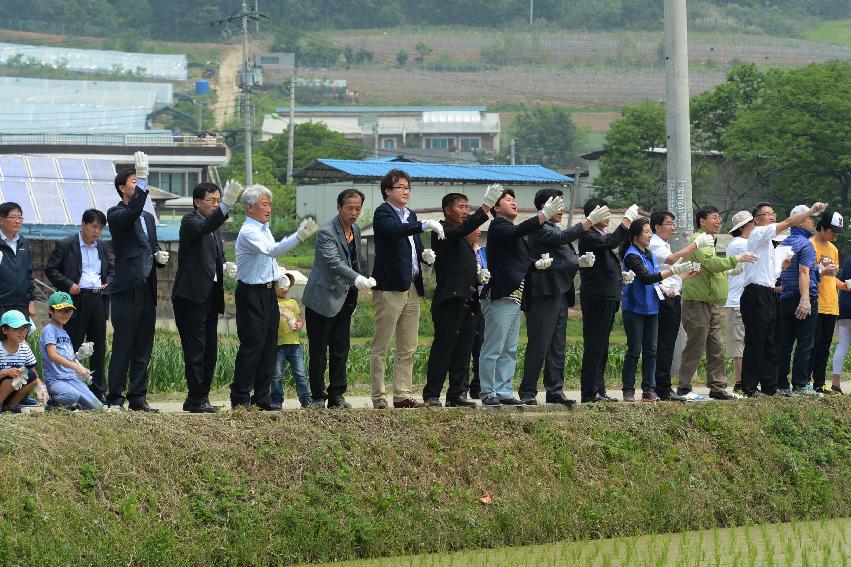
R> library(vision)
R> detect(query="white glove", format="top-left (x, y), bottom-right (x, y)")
top-left (690, 262), bottom-right (702, 273)
top-left (624, 204), bottom-right (640, 223)
top-left (727, 265), bottom-right (744, 277)
top-left (75, 342), bottom-right (94, 360)
top-left (36, 384), bottom-right (48, 405)
top-left (354, 275), bottom-right (375, 290)
top-left (694, 233), bottom-right (715, 248)
top-left (786, 249), bottom-right (794, 261)
top-left (586, 205), bottom-right (610, 225)
top-left (154, 250), bottom-right (169, 265)
top-left (736, 252), bottom-right (758, 263)
top-left (422, 248), bottom-right (436, 264)
top-left (845, 279), bottom-right (851, 289)
top-left (77, 367), bottom-right (93, 385)
top-left (422, 220), bottom-right (446, 240)
top-left (367, 277), bottom-right (376, 288)
top-left (222, 179), bottom-right (244, 208)
top-left (483, 183), bottom-right (503, 208)
top-left (535, 255), bottom-right (553, 270)
top-left (297, 218), bottom-right (318, 241)
top-left (809, 202), bottom-right (827, 215)
top-left (277, 273), bottom-right (291, 291)
top-left (795, 296), bottom-right (811, 320)
top-left (622, 270), bottom-right (636, 284)
top-left (477, 268), bottom-right (491, 284)
top-left (541, 196), bottom-right (565, 220)
top-left (671, 259), bottom-right (693, 276)
top-left (11, 368), bottom-right (27, 390)
top-left (578, 252), bottom-right (596, 268)
top-left (133, 151), bottom-right (149, 179)
top-left (223, 261), bottom-right (237, 278)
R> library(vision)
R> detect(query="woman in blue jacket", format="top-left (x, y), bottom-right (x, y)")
top-left (619, 218), bottom-right (695, 402)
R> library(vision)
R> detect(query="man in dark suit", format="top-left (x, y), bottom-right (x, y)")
top-left (422, 185), bottom-right (501, 408)
top-left (577, 198), bottom-right (638, 403)
top-left (45, 208), bottom-right (114, 402)
top-left (106, 152), bottom-right (167, 412)
top-left (172, 180), bottom-right (243, 413)
top-left (302, 189), bottom-right (374, 408)
top-left (369, 168), bottom-right (444, 409)
top-left (519, 189), bottom-right (606, 406)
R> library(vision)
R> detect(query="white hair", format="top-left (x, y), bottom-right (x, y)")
top-left (242, 184), bottom-right (273, 207)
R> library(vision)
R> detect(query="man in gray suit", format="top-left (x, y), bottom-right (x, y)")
top-left (302, 189), bottom-right (375, 408)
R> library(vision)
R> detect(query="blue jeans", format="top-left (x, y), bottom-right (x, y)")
top-left (478, 296), bottom-right (521, 400)
top-left (47, 379), bottom-right (104, 410)
top-left (271, 344), bottom-right (310, 407)
top-left (621, 310), bottom-right (658, 394)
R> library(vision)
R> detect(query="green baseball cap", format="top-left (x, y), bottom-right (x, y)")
top-left (48, 291), bottom-right (75, 310)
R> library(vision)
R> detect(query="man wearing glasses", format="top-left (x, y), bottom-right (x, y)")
top-left (739, 201), bottom-right (826, 397)
top-left (677, 206), bottom-right (757, 400)
top-left (172, 180), bottom-right (244, 413)
top-left (369, 169), bottom-right (444, 409)
top-left (0, 202), bottom-right (34, 324)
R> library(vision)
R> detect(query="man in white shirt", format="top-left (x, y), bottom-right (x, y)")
top-left (647, 211), bottom-right (705, 401)
top-left (724, 211), bottom-right (755, 393)
top-left (740, 201), bottom-right (826, 397)
top-left (232, 185), bottom-right (317, 410)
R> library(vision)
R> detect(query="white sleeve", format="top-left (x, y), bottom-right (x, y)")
top-left (749, 224), bottom-right (777, 247)
top-left (648, 240), bottom-right (669, 265)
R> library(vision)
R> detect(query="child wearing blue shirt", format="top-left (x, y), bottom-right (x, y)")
top-left (39, 291), bottom-right (103, 411)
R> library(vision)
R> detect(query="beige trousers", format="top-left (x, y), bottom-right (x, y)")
top-left (370, 284), bottom-right (420, 402)
top-left (678, 300), bottom-right (728, 391)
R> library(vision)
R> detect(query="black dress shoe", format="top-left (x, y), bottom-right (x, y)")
top-left (581, 394), bottom-right (601, 403)
top-left (709, 389), bottom-right (736, 400)
top-left (498, 397), bottom-right (524, 406)
top-left (254, 402), bottom-right (280, 411)
top-left (599, 393), bottom-right (618, 402)
top-left (446, 397), bottom-right (477, 408)
top-left (186, 402), bottom-right (220, 413)
top-left (657, 390), bottom-right (687, 402)
top-left (129, 402), bottom-right (159, 413)
top-left (545, 394), bottom-right (577, 407)
top-left (327, 396), bottom-right (352, 408)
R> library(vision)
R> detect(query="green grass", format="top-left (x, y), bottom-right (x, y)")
top-left (803, 19), bottom-right (851, 47)
top-left (325, 517), bottom-right (851, 566)
top-left (0, 399), bottom-right (848, 564)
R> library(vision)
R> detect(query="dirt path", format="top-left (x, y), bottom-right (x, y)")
top-left (213, 44), bottom-right (243, 127)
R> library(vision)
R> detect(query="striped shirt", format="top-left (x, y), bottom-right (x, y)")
top-left (0, 341), bottom-right (37, 371)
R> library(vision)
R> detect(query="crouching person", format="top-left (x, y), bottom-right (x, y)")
top-left (0, 309), bottom-right (47, 411)
top-left (39, 292), bottom-right (104, 410)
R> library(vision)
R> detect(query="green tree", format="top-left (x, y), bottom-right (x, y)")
top-left (414, 42), bottom-right (433, 64)
top-left (723, 61), bottom-right (851, 207)
top-left (396, 49), bottom-right (409, 67)
top-left (510, 105), bottom-right (586, 169)
top-left (596, 101), bottom-right (667, 208)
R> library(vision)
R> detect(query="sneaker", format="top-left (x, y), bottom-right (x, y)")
top-left (641, 391), bottom-right (659, 403)
top-left (106, 404), bottom-right (125, 412)
top-left (676, 388), bottom-right (691, 397)
top-left (423, 398), bottom-right (443, 408)
top-left (778, 388), bottom-right (796, 397)
top-left (814, 385), bottom-right (836, 396)
top-left (372, 398), bottom-right (389, 409)
top-left (622, 392), bottom-right (635, 403)
top-left (20, 395), bottom-right (39, 406)
top-left (481, 396), bottom-right (501, 407)
top-left (733, 382), bottom-right (743, 393)
top-left (683, 391), bottom-right (708, 401)
top-left (792, 384), bottom-right (822, 397)
top-left (745, 390), bottom-right (768, 398)
top-left (599, 393), bottom-right (619, 402)
top-left (658, 390), bottom-right (687, 402)
top-left (309, 400), bottom-right (326, 408)
top-left (709, 390), bottom-right (736, 401)
top-left (327, 396), bottom-right (352, 408)
top-left (520, 397), bottom-right (539, 406)
top-left (831, 385), bottom-right (844, 395)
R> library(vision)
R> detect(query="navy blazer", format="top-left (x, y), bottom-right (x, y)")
top-left (171, 206), bottom-right (228, 313)
top-left (526, 221), bottom-right (584, 305)
top-left (483, 215), bottom-right (543, 301)
top-left (578, 223), bottom-right (629, 304)
top-left (371, 201), bottom-right (426, 296)
top-left (45, 233), bottom-right (115, 315)
top-left (107, 187), bottom-right (163, 303)
top-left (431, 207), bottom-right (488, 307)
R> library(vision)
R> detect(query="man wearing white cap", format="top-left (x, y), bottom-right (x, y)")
top-left (740, 201), bottom-right (827, 397)
top-left (807, 210), bottom-right (850, 395)
top-left (724, 210), bottom-right (755, 392)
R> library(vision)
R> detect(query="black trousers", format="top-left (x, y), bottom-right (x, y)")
top-left (740, 284), bottom-right (778, 395)
top-left (468, 312), bottom-right (485, 399)
top-left (107, 282), bottom-right (155, 406)
top-left (173, 293), bottom-right (219, 404)
top-left (231, 282), bottom-right (279, 406)
top-left (423, 297), bottom-right (479, 401)
top-left (809, 313), bottom-right (837, 389)
top-left (305, 287), bottom-right (358, 401)
top-left (777, 294), bottom-right (819, 390)
top-left (580, 299), bottom-right (619, 399)
top-left (65, 291), bottom-right (108, 400)
top-left (519, 291), bottom-right (570, 399)
top-left (654, 295), bottom-right (681, 395)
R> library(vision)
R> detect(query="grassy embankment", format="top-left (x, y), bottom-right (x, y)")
top-left (0, 398), bottom-right (848, 564)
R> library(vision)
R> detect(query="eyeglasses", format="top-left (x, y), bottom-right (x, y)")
top-left (662, 222), bottom-right (675, 227)
top-left (2, 215), bottom-right (23, 221)
top-left (755, 211), bottom-right (776, 217)
top-left (392, 185), bottom-right (411, 192)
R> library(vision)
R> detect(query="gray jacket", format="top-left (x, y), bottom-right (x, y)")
top-left (302, 217), bottom-right (364, 317)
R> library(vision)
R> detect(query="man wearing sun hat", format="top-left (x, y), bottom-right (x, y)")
top-left (724, 210), bottom-right (755, 392)
top-left (807, 209), bottom-right (850, 395)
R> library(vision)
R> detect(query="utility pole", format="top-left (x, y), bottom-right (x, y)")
top-left (286, 74), bottom-right (295, 184)
top-left (529, 0), bottom-right (534, 25)
top-left (211, 2), bottom-right (266, 185)
top-left (664, 0), bottom-right (693, 248)
top-left (255, 0), bottom-right (260, 35)
top-left (510, 137), bottom-right (516, 165)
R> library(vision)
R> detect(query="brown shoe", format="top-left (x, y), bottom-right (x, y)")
top-left (641, 391), bottom-right (660, 403)
top-left (372, 398), bottom-right (389, 409)
top-left (393, 397), bottom-right (427, 409)
top-left (622, 392), bottom-right (635, 403)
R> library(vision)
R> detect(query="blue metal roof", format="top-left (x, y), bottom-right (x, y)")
top-left (275, 105), bottom-right (487, 114)
top-left (295, 159), bottom-right (572, 184)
